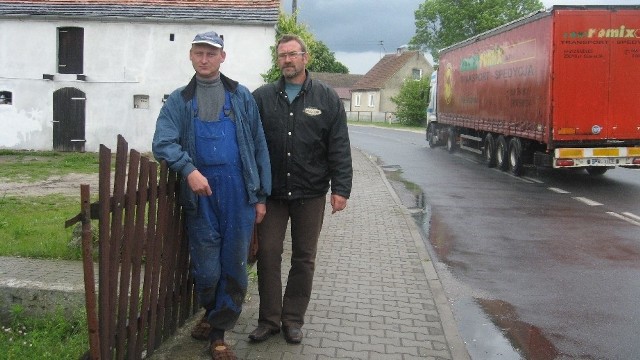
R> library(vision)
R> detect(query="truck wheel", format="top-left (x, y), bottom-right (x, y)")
top-left (586, 167), bottom-right (608, 176)
top-left (427, 124), bottom-right (438, 148)
top-left (483, 134), bottom-right (496, 168)
top-left (508, 138), bottom-right (524, 176)
top-left (495, 135), bottom-right (508, 170)
top-left (446, 128), bottom-right (457, 153)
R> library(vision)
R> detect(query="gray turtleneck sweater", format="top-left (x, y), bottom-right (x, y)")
top-left (195, 75), bottom-right (227, 122)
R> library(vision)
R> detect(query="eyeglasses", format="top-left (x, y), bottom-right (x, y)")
top-left (277, 51), bottom-right (306, 60)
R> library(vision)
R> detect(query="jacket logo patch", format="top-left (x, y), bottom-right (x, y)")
top-left (304, 107), bottom-right (322, 116)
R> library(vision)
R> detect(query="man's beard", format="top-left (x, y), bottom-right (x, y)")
top-left (282, 66), bottom-right (300, 79)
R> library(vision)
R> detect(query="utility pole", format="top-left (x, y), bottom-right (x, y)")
top-left (292, 0), bottom-right (298, 22)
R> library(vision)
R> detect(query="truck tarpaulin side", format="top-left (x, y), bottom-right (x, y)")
top-left (426, 5), bottom-right (640, 176)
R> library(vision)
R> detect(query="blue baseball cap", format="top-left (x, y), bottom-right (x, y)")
top-left (192, 31), bottom-right (224, 48)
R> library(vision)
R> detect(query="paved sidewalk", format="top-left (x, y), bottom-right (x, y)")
top-left (0, 148), bottom-right (470, 359)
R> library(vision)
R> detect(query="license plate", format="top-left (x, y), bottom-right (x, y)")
top-left (590, 158), bottom-right (616, 165)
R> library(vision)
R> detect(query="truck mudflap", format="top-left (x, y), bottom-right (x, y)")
top-left (553, 147), bottom-right (640, 168)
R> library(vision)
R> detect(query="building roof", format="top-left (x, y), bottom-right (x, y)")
top-left (310, 72), bottom-right (363, 88)
top-left (352, 50), bottom-right (426, 91)
top-left (0, 0), bottom-right (279, 23)
top-left (310, 72), bottom-right (363, 100)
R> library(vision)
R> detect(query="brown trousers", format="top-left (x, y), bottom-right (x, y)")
top-left (256, 195), bottom-right (326, 329)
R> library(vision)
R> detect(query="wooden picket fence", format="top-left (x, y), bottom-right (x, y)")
top-left (67, 135), bottom-right (197, 360)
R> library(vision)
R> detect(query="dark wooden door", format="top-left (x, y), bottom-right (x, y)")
top-left (53, 87), bottom-right (86, 152)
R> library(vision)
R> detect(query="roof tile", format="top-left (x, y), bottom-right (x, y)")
top-left (0, 0), bottom-right (279, 7)
top-left (353, 50), bottom-right (424, 91)
top-left (0, 0), bottom-right (280, 22)
top-left (310, 72), bottom-right (363, 88)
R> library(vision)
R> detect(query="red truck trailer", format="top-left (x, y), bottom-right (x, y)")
top-left (426, 5), bottom-right (640, 175)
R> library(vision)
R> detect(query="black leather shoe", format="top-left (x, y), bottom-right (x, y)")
top-left (282, 325), bottom-right (303, 344)
top-left (248, 325), bottom-right (280, 342)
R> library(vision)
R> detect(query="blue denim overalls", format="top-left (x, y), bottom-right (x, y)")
top-left (186, 91), bottom-right (255, 332)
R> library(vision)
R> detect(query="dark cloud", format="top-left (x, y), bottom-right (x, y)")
top-left (281, 0), bottom-right (423, 53)
top-left (282, 0), bottom-right (639, 54)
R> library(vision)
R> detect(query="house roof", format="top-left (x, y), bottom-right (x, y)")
top-left (310, 72), bottom-right (363, 100)
top-left (0, 0), bottom-right (279, 23)
top-left (310, 72), bottom-right (363, 89)
top-left (352, 50), bottom-right (426, 91)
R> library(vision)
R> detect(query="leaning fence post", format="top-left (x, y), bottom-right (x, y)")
top-left (81, 184), bottom-right (100, 359)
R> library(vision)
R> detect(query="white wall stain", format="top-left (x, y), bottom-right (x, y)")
top-left (0, 107), bottom-right (45, 147)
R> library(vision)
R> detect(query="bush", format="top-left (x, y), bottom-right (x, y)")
top-left (391, 76), bottom-right (431, 127)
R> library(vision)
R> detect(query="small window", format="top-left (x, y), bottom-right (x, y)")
top-left (412, 68), bottom-right (422, 80)
top-left (368, 94), bottom-right (375, 107)
top-left (58, 27), bottom-right (84, 74)
top-left (134, 95), bottom-right (149, 109)
top-left (354, 94), bottom-right (361, 107)
top-left (170, 34), bottom-right (175, 41)
top-left (0, 91), bottom-right (12, 105)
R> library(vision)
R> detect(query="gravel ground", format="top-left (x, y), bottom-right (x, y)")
top-left (0, 173), bottom-right (99, 197)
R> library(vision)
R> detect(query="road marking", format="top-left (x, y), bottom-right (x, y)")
top-left (548, 187), bottom-right (570, 194)
top-left (623, 212), bottom-right (640, 222)
top-left (509, 173), bottom-right (533, 183)
top-left (607, 212), bottom-right (640, 227)
top-left (573, 197), bottom-right (603, 206)
top-left (523, 177), bottom-right (544, 184)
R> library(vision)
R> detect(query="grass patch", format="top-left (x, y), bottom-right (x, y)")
top-left (0, 150), bottom-right (100, 182)
top-left (0, 306), bottom-right (88, 359)
top-left (348, 120), bottom-right (424, 132)
top-left (0, 195), bottom-right (84, 260)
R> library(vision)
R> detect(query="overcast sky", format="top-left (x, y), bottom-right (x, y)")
top-left (281, 0), bottom-right (639, 74)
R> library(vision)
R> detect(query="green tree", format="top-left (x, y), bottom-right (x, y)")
top-left (262, 12), bottom-right (348, 83)
top-left (391, 75), bottom-right (431, 127)
top-left (410, 0), bottom-right (543, 61)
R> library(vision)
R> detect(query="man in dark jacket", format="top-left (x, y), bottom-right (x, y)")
top-left (250, 34), bottom-right (353, 344)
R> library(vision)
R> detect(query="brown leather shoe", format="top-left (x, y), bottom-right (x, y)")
top-left (248, 325), bottom-right (280, 342)
top-left (282, 325), bottom-right (303, 344)
top-left (191, 315), bottom-right (211, 341)
top-left (210, 340), bottom-right (237, 360)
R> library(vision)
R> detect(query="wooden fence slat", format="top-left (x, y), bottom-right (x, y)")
top-left (98, 144), bottom-right (112, 360)
top-left (107, 136), bottom-right (129, 359)
top-left (171, 212), bottom-right (184, 331)
top-left (126, 155), bottom-right (149, 359)
top-left (80, 184), bottom-right (100, 360)
top-left (136, 162), bottom-right (158, 357)
top-left (149, 161), bottom-right (170, 351)
top-left (163, 173), bottom-right (180, 335)
top-left (177, 212), bottom-right (193, 324)
top-left (115, 149), bottom-right (141, 360)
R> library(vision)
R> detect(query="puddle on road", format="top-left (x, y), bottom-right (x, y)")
top-left (379, 159), bottom-right (564, 360)
top-left (423, 210), bottom-right (559, 360)
top-left (380, 167), bottom-right (523, 358)
top-left (477, 298), bottom-right (559, 360)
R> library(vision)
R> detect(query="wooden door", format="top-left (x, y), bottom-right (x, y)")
top-left (53, 87), bottom-right (86, 152)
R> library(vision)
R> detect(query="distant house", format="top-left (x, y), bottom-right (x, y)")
top-left (309, 72), bottom-right (363, 110)
top-left (351, 47), bottom-right (433, 120)
top-left (0, 0), bottom-right (279, 152)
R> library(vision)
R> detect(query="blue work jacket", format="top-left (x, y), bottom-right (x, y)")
top-left (152, 74), bottom-right (271, 210)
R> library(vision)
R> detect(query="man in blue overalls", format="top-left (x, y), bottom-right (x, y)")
top-left (153, 31), bottom-right (271, 360)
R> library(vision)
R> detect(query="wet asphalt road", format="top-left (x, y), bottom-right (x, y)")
top-left (349, 124), bottom-right (640, 360)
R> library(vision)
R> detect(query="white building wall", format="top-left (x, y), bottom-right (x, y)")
top-left (0, 18), bottom-right (275, 152)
